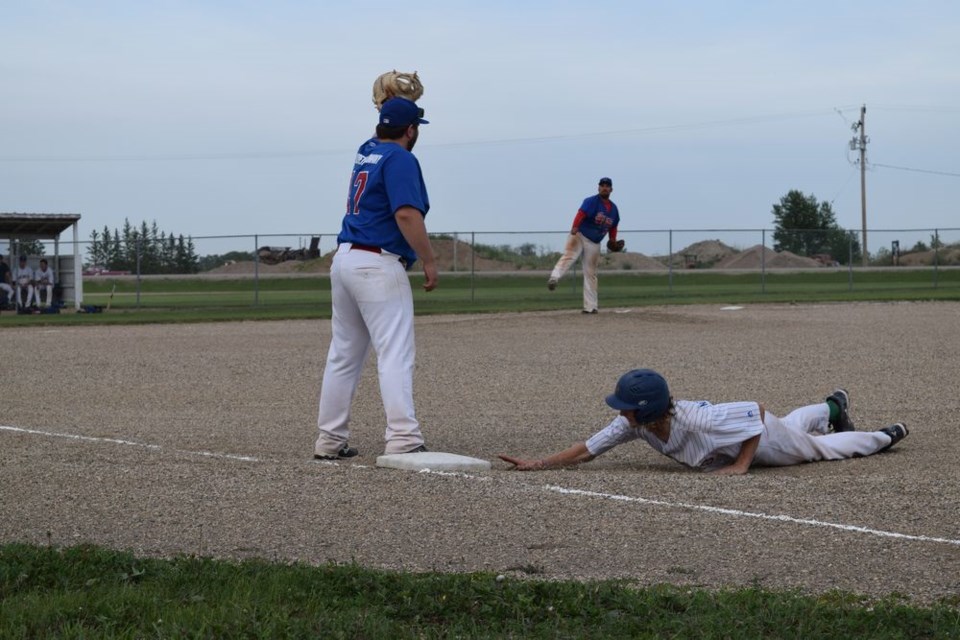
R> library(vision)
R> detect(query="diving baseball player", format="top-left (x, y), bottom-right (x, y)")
top-left (314, 96), bottom-right (437, 460)
top-left (500, 369), bottom-right (909, 475)
top-left (547, 177), bottom-right (623, 314)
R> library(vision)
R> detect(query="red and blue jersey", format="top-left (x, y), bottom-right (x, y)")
top-left (575, 195), bottom-right (619, 243)
top-left (338, 139), bottom-right (429, 268)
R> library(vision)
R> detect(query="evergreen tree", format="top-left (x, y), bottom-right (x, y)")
top-left (772, 190), bottom-right (861, 264)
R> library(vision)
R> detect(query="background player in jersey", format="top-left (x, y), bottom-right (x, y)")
top-left (547, 177), bottom-right (623, 314)
top-left (499, 368), bottom-right (908, 475)
top-left (14, 255), bottom-right (34, 310)
top-left (33, 258), bottom-right (55, 308)
top-left (314, 97), bottom-right (438, 461)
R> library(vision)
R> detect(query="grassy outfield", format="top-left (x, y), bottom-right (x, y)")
top-left (2, 268), bottom-right (959, 327)
top-left (2, 544), bottom-right (958, 639)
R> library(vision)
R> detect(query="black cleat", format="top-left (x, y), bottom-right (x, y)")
top-left (547, 279), bottom-right (557, 291)
top-left (582, 309), bottom-right (598, 314)
top-left (826, 388), bottom-right (855, 432)
top-left (403, 444), bottom-right (428, 454)
top-left (878, 423), bottom-right (909, 452)
top-left (314, 444), bottom-right (359, 461)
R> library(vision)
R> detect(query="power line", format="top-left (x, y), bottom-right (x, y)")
top-left (871, 162), bottom-right (960, 178)
top-left (869, 104), bottom-right (960, 114)
top-left (0, 107), bottom-right (855, 163)
top-left (428, 107), bottom-right (855, 149)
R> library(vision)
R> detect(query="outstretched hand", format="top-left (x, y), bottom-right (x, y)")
top-left (497, 454), bottom-right (544, 471)
top-left (709, 464), bottom-right (750, 476)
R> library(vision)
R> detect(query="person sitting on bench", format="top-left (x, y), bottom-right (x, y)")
top-left (33, 258), bottom-right (55, 308)
top-left (14, 256), bottom-right (34, 309)
top-left (0, 254), bottom-right (13, 307)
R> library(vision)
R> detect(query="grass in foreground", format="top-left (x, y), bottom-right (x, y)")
top-left (2, 544), bottom-right (958, 639)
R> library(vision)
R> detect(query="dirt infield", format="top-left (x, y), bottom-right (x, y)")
top-left (2, 302), bottom-right (959, 603)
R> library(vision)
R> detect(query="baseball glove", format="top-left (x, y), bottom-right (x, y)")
top-left (372, 70), bottom-right (424, 110)
top-left (607, 239), bottom-right (625, 252)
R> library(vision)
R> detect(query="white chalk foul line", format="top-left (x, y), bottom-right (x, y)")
top-left (7, 424), bottom-right (957, 547)
top-left (0, 425), bottom-right (260, 463)
top-left (325, 465), bottom-right (960, 548)
top-left (545, 485), bottom-right (960, 547)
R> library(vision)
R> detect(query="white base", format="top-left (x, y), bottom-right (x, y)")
top-left (375, 451), bottom-right (492, 472)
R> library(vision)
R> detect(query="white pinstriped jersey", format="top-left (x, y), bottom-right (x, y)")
top-left (34, 266), bottom-right (54, 285)
top-left (584, 400), bottom-right (765, 471)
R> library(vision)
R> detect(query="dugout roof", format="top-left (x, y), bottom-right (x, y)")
top-left (0, 213), bottom-right (82, 238)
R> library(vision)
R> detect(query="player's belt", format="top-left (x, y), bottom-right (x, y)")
top-left (349, 243), bottom-right (408, 268)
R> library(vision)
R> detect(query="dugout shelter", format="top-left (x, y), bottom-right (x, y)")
top-left (1, 213), bottom-right (83, 311)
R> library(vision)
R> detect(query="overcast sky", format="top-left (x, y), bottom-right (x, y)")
top-left (2, 1), bottom-right (958, 256)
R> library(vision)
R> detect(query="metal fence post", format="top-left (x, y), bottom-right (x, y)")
top-left (136, 237), bottom-right (142, 309)
top-left (761, 229), bottom-right (766, 294)
top-left (933, 228), bottom-right (940, 289)
top-left (253, 234), bottom-right (260, 306)
top-left (847, 232), bottom-right (854, 292)
top-left (668, 229), bottom-right (674, 294)
top-left (470, 231), bottom-right (475, 303)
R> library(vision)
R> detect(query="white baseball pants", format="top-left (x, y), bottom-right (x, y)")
top-left (15, 284), bottom-right (34, 308)
top-left (753, 403), bottom-right (893, 466)
top-left (35, 284), bottom-right (54, 306)
top-left (550, 233), bottom-right (601, 312)
top-left (315, 244), bottom-right (424, 457)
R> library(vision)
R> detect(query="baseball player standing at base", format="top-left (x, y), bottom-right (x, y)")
top-left (547, 177), bottom-right (624, 314)
top-left (314, 96), bottom-right (438, 460)
top-left (499, 369), bottom-right (908, 474)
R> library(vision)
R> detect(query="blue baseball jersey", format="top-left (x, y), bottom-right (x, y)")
top-left (338, 139), bottom-right (429, 268)
top-left (576, 195), bottom-right (619, 243)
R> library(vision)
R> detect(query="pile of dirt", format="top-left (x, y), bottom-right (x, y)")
top-left (601, 251), bottom-right (668, 270)
top-left (898, 245), bottom-right (960, 266)
top-left (716, 244), bottom-right (821, 269)
top-left (432, 238), bottom-right (528, 271)
top-left (676, 239), bottom-right (739, 266)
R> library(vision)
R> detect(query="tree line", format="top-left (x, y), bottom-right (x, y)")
top-left (87, 219), bottom-right (200, 274)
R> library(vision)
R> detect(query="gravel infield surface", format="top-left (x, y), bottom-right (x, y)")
top-left (2, 301), bottom-right (959, 603)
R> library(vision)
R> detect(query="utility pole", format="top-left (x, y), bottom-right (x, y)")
top-left (850, 104), bottom-right (869, 266)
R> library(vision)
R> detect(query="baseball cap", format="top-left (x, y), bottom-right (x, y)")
top-left (605, 369), bottom-right (670, 422)
top-left (379, 97), bottom-right (429, 126)
top-left (598, 177), bottom-right (613, 186)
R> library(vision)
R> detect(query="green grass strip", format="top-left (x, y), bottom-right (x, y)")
top-left (2, 270), bottom-right (959, 327)
top-left (2, 544), bottom-right (958, 639)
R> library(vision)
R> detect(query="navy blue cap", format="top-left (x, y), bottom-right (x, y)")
top-left (605, 369), bottom-right (670, 422)
top-left (599, 177), bottom-right (612, 186)
top-left (379, 97), bottom-right (429, 126)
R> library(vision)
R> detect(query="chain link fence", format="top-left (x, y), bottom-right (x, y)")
top-left (13, 227), bottom-right (960, 309)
